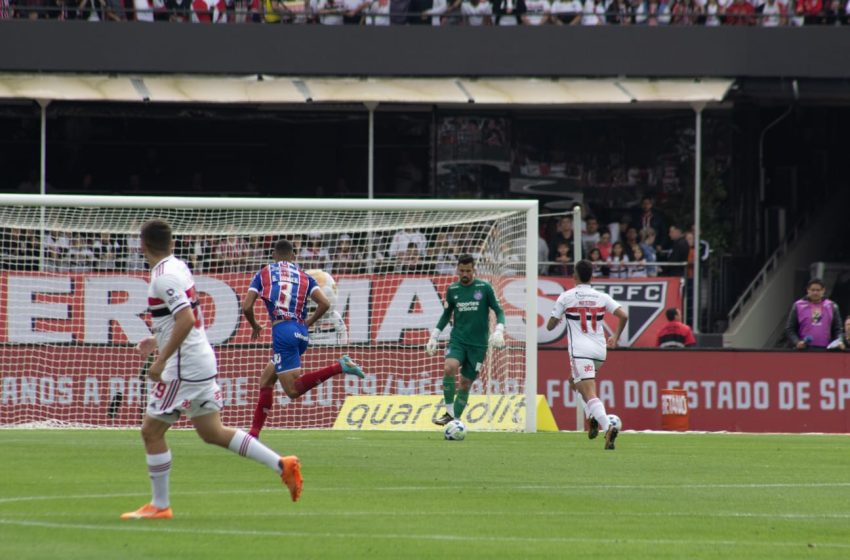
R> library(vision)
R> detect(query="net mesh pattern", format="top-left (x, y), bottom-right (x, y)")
top-left (0, 200), bottom-right (530, 430)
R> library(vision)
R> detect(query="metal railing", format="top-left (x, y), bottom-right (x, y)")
top-left (726, 214), bottom-right (808, 325)
top-left (539, 258), bottom-right (689, 277)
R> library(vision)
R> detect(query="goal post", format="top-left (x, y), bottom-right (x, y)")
top-left (0, 194), bottom-right (538, 431)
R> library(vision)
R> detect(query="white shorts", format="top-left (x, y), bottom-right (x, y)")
top-left (163, 346), bottom-right (217, 382)
top-left (570, 357), bottom-right (603, 383)
top-left (146, 378), bottom-right (223, 424)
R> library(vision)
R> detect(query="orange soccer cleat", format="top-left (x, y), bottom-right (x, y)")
top-left (120, 503), bottom-right (173, 520)
top-left (280, 455), bottom-right (303, 502)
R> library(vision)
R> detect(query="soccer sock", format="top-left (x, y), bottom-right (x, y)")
top-left (581, 397), bottom-right (590, 419)
top-left (453, 389), bottom-right (469, 419)
top-left (293, 363), bottom-right (342, 395)
top-left (228, 429), bottom-right (283, 474)
top-left (146, 450), bottom-right (172, 509)
top-left (442, 374), bottom-right (455, 415)
top-left (249, 386), bottom-right (274, 438)
top-left (586, 398), bottom-right (610, 432)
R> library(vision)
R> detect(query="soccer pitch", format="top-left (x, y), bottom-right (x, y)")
top-left (1, 430), bottom-right (848, 559)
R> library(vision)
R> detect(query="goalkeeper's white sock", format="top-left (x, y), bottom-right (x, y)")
top-left (586, 398), bottom-right (610, 432)
top-left (146, 450), bottom-right (172, 509)
top-left (228, 430), bottom-right (283, 474)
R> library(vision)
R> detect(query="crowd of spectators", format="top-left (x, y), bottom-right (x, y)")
top-left (539, 194), bottom-right (694, 279)
top-left (2, 0), bottom-right (848, 25)
top-left (0, 224), bottom-right (528, 276)
top-left (0, 200), bottom-right (697, 278)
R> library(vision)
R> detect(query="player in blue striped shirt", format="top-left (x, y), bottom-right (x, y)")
top-left (243, 239), bottom-right (364, 438)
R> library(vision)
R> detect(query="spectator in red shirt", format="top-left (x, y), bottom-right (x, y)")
top-left (596, 230), bottom-right (612, 260)
top-left (796, 0), bottom-right (823, 24)
top-left (656, 308), bottom-right (696, 348)
top-left (724, 0), bottom-right (754, 24)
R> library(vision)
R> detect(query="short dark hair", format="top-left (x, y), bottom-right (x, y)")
top-left (807, 278), bottom-right (825, 289)
top-left (665, 308), bottom-right (679, 321)
top-left (274, 239), bottom-right (295, 259)
top-left (575, 259), bottom-right (593, 283)
top-left (457, 253), bottom-right (475, 266)
top-left (140, 219), bottom-right (172, 254)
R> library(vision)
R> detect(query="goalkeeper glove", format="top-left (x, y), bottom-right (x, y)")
top-left (488, 323), bottom-right (506, 349)
top-left (425, 328), bottom-right (441, 356)
top-left (332, 311), bottom-right (349, 345)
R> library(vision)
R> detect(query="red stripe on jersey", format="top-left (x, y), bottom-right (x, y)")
top-left (566, 306), bottom-right (606, 333)
top-left (295, 270), bottom-right (309, 318)
top-left (566, 306), bottom-right (606, 313)
top-left (185, 285), bottom-right (202, 328)
top-left (148, 297), bottom-right (165, 306)
top-left (261, 265), bottom-right (272, 301)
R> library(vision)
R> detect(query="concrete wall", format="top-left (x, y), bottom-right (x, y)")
top-left (2, 22), bottom-right (850, 78)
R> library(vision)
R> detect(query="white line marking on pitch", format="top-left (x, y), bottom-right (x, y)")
top-left (1, 518), bottom-right (849, 550)
top-left (3, 510), bottom-right (850, 521)
top-left (2, 481), bottom-right (849, 505)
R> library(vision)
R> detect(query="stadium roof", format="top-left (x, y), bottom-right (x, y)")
top-left (0, 74), bottom-right (732, 106)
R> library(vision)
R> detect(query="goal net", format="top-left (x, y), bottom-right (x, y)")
top-left (0, 195), bottom-right (538, 431)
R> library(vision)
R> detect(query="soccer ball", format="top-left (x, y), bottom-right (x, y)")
top-left (607, 414), bottom-right (622, 431)
top-left (444, 419), bottom-right (466, 441)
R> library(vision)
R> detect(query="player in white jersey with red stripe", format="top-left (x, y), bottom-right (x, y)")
top-left (547, 259), bottom-right (628, 450)
top-left (145, 252), bottom-right (216, 384)
top-left (121, 219), bottom-right (303, 521)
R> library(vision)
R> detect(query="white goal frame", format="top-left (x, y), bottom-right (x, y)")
top-left (0, 194), bottom-right (539, 432)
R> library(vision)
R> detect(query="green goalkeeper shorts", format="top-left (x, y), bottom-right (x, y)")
top-left (445, 343), bottom-right (487, 381)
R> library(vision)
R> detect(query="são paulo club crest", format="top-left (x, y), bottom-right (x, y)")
top-left (473, 290), bottom-right (483, 301)
top-left (593, 281), bottom-right (670, 346)
top-left (539, 279), bottom-right (674, 347)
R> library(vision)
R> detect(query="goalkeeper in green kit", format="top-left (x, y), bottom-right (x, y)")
top-left (426, 254), bottom-right (506, 426)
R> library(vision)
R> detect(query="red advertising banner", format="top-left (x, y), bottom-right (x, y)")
top-left (4, 345), bottom-right (850, 432)
top-left (0, 272), bottom-right (681, 348)
top-left (0, 346), bottom-right (456, 428)
top-left (0, 270), bottom-right (703, 429)
top-left (539, 349), bottom-right (850, 433)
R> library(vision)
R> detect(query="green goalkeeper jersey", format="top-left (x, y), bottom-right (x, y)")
top-left (435, 279), bottom-right (506, 348)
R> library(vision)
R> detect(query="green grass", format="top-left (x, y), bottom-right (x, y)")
top-left (1, 430), bottom-right (848, 559)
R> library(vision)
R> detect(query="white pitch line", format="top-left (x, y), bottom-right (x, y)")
top-left (0, 489), bottom-right (278, 505)
top-left (2, 481), bottom-right (849, 505)
top-left (1, 518), bottom-right (849, 550)
top-left (513, 482), bottom-right (850, 490)
top-left (2, 510), bottom-right (850, 521)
